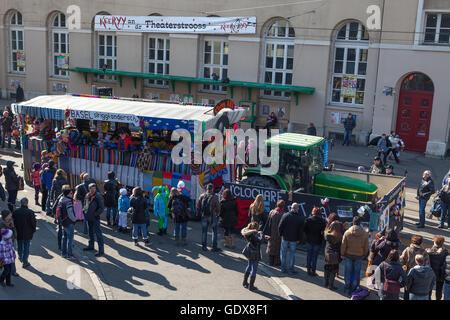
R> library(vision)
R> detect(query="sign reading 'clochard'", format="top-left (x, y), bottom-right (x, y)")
top-left (94, 16), bottom-right (256, 34)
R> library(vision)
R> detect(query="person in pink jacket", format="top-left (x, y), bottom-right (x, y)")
top-left (0, 228), bottom-right (16, 287)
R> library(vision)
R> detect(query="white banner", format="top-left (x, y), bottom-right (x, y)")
top-left (94, 15), bottom-right (256, 34)
top-left (69, 109), bottom-right (140, 126)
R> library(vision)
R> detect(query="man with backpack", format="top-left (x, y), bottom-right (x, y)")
top-left (103, 171), bottom-right (120, 227)
top-left (41, 160), bottom-right (57, 215)
top-left (57, 186), bottom-right (77, 260)
top-left (197, 184), bottom-right (221, 252)
top-left (83, 183), bottom-right (105, 257)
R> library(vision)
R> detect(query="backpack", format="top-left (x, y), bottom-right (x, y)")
top-left (430, 198), bottom-right (442, 218)
top-left (55, 199), bottom-right (72, 227)
top-left (200, 193), bottom-right (215, 217)
top-left (172, 196), bottom-right (186, 218)
top-left (51, 194), bottom-right (63, 217)
top-left (104, 180), bottom-right (118, 207)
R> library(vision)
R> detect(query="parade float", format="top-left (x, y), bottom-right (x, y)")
top-left (12, 94), bottom-right (246, 216)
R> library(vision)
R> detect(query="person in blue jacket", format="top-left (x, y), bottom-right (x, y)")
top-left (117, 188), bottom-right (130, 233)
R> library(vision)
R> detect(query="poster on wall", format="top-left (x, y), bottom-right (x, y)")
top-left (56, 54), bottom-right (69, 69)
top-left (17, 50), bottom-right (26, 68)
top-left (9, 79), bottom-right (21, 89)
top-left (330, 111), bottom-right (340, 124)
top-left (341, 75), bottom-right (357, 98)
top-left (94, 16), bottom-right (256, 34)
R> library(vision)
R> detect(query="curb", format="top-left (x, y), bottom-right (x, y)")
top-left (36, 214), bottom-right (110, 300)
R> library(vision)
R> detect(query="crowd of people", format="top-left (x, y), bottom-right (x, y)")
top-left (0, 135), bottom-right (448, 298)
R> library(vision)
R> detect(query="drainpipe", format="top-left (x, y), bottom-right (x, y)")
top-left (414, 0), bottom-right (424, 46)
top-left (370, 0), bottom-right (386, 140)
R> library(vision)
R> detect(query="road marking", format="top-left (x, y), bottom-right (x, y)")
top-left (225, 250), bottom-right (299, 300)
top-left (36, 214), bottom-right (109, 300)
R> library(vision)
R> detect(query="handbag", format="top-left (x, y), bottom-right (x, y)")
top-left (18, 177), bottom-right (25, 191)
top-left (383, 264), bottom-right (401, 295)
top-left (0, 258), bottom-right (3, 269)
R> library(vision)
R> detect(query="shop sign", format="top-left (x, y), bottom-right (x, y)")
top-left (94, 16), bottom-right (256, 34)
top-left (214, 99), bottom-right (235, 116)
top-left (69, 109), bottom-right (140, 126)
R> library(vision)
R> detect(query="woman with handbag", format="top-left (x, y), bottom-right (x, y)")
top-left (323, 213), bottom-right (343, 290)
top-left (241, 222), bottom-right (269, 291)
top-left (375, 249), bottom-right (407, 300)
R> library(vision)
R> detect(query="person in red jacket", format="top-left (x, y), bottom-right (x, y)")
top-left (30, 163), bottom-right (41, 206)
top-left (117, 128), bottom-right (132, 151)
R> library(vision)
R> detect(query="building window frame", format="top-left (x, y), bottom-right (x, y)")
top-left (97, 33), bottom-right (117, 82)
top-left (200, 38), bottom-right (229, 94)
top-left (423, 12), bottom-right (450, 45)
top-left (145, 37), bottom-right (170, 88)
top-left (329, 21), bottom-right (369, 108)
top-left (261, 20), bottom-right (295, 100)
top-left (9, 11), bottom-right (25, 74)
top-left (51, 13), bottom-right (69, 78)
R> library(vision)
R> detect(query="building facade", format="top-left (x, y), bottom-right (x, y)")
top-left (1, 0), bottom-right (449, 156)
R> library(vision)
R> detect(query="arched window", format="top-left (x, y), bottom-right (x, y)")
top-left (330, 21), bottom-right (369, 106)
top-left (9, 11), bottom-right (25, 73)
top-left (262, 19), bottom-right (295, 98)
top-left (51, 12), bottom-right (69, 77)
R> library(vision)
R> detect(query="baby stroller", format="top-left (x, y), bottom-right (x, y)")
top-left (427, 196), bottom-right (442, 220)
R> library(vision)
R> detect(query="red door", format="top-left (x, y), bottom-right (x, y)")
top-left (396, 74), bottom-right (434, 153)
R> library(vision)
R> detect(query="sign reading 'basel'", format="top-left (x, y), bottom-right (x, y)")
top-left (94, 16), bottom-right (256, 34)
top-left (69, 109), bottom-right (140, 126)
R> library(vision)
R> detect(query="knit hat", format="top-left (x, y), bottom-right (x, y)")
top-left (120, 188), bottom-right (127, 196)
top-left (1, 209), bottom-right (11, 220)
top-left (177, 180), bottom-right (185, 189)
top-left (33, 162), bottom-right (41, 170)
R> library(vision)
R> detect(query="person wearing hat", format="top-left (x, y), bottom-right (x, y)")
top-left (41, 159), bottom-right (57, 214)
top-left (3, 161), bottom-right (20, 212)
top-left (12, 198), bottom-right (36, 267)
top-left (385, 164), bottom-right (395, 176)
top-left (0, 228), bottom-right (16, 287)
top-left (370, 156), bottom-right (385, 175)
top-left (117, 188), bottom-right (130, 233)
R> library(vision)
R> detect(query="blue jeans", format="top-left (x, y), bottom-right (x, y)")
top-left (57, 222), bottom-right (63, 250)
top-left (306, 243), bottom-right (321, 270)
top-left (106, 207), bottom-right (118, 224)
top-left (344, 257), bottom-right (363, 294)
top-left (201, 216), bottom-right (218, 248)
top-left (46, 195), bottom-right (52, 215)
top-left (61, 223), bottom-right (75, 257)
top-left (440, 203), bottom-right (450, 227)
top-left (343, 129), bottom-right (352, 146)
top-left (280, 240), bottom-right (297, 273)
top-left (132, 224), bottom-right (148, 240)
top-left (174, 222), bottom-right (187, 238)
top-left (83, 218), bottom-right (88, 234)
top-left (245, 260), bottom-right (259, 277)
top-left (17, 239), bottom-right (31, 266)
top-left (444, 281), bottom-right (450, 300)
top-left (410, 293), bottom-right (429, 300)
top-left (419, 198), bottom-right (428, 227)
top-left (87, 219), bottom-right (104, 253)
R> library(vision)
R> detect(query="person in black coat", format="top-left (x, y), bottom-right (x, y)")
top-left (241, 221), bottom-right (269, 291)
top-left (12, 198), bottom-right (36, 268)
top-left (15, 85), bottom-right (24, 103)
top-left (426, 235), bottom-right (448, 300)
top-left (304, 207), bottom-right (326, 276)
top-left (219, 188), bottom-right (238, 249)
top-left (416, 170), bottom-right (435, 228)
top-left (342, 113), bottom-right (356, 146)
top-left (129, 186), bottom-right (149, 246)
top-left (371, 229), bottom-right (401, 266)
top-left (103, 171), bottom-right (120, 227)
top-left (3, 161), bottom-right (20, 212)
top-left (375, 250), bottom-right (407, 300)
top-left (278, 203), bottom-right (305, 274)
top-left (306, 123), bottom-right (317, 136)
top-left (168, 188), bottom-right (191, 246)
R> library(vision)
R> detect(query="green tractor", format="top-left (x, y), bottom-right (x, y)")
top-left (240, 133), bottom-right (378, 203)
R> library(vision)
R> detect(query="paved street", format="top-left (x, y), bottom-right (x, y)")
top-left (0, 145), bottom-right (448, 300)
